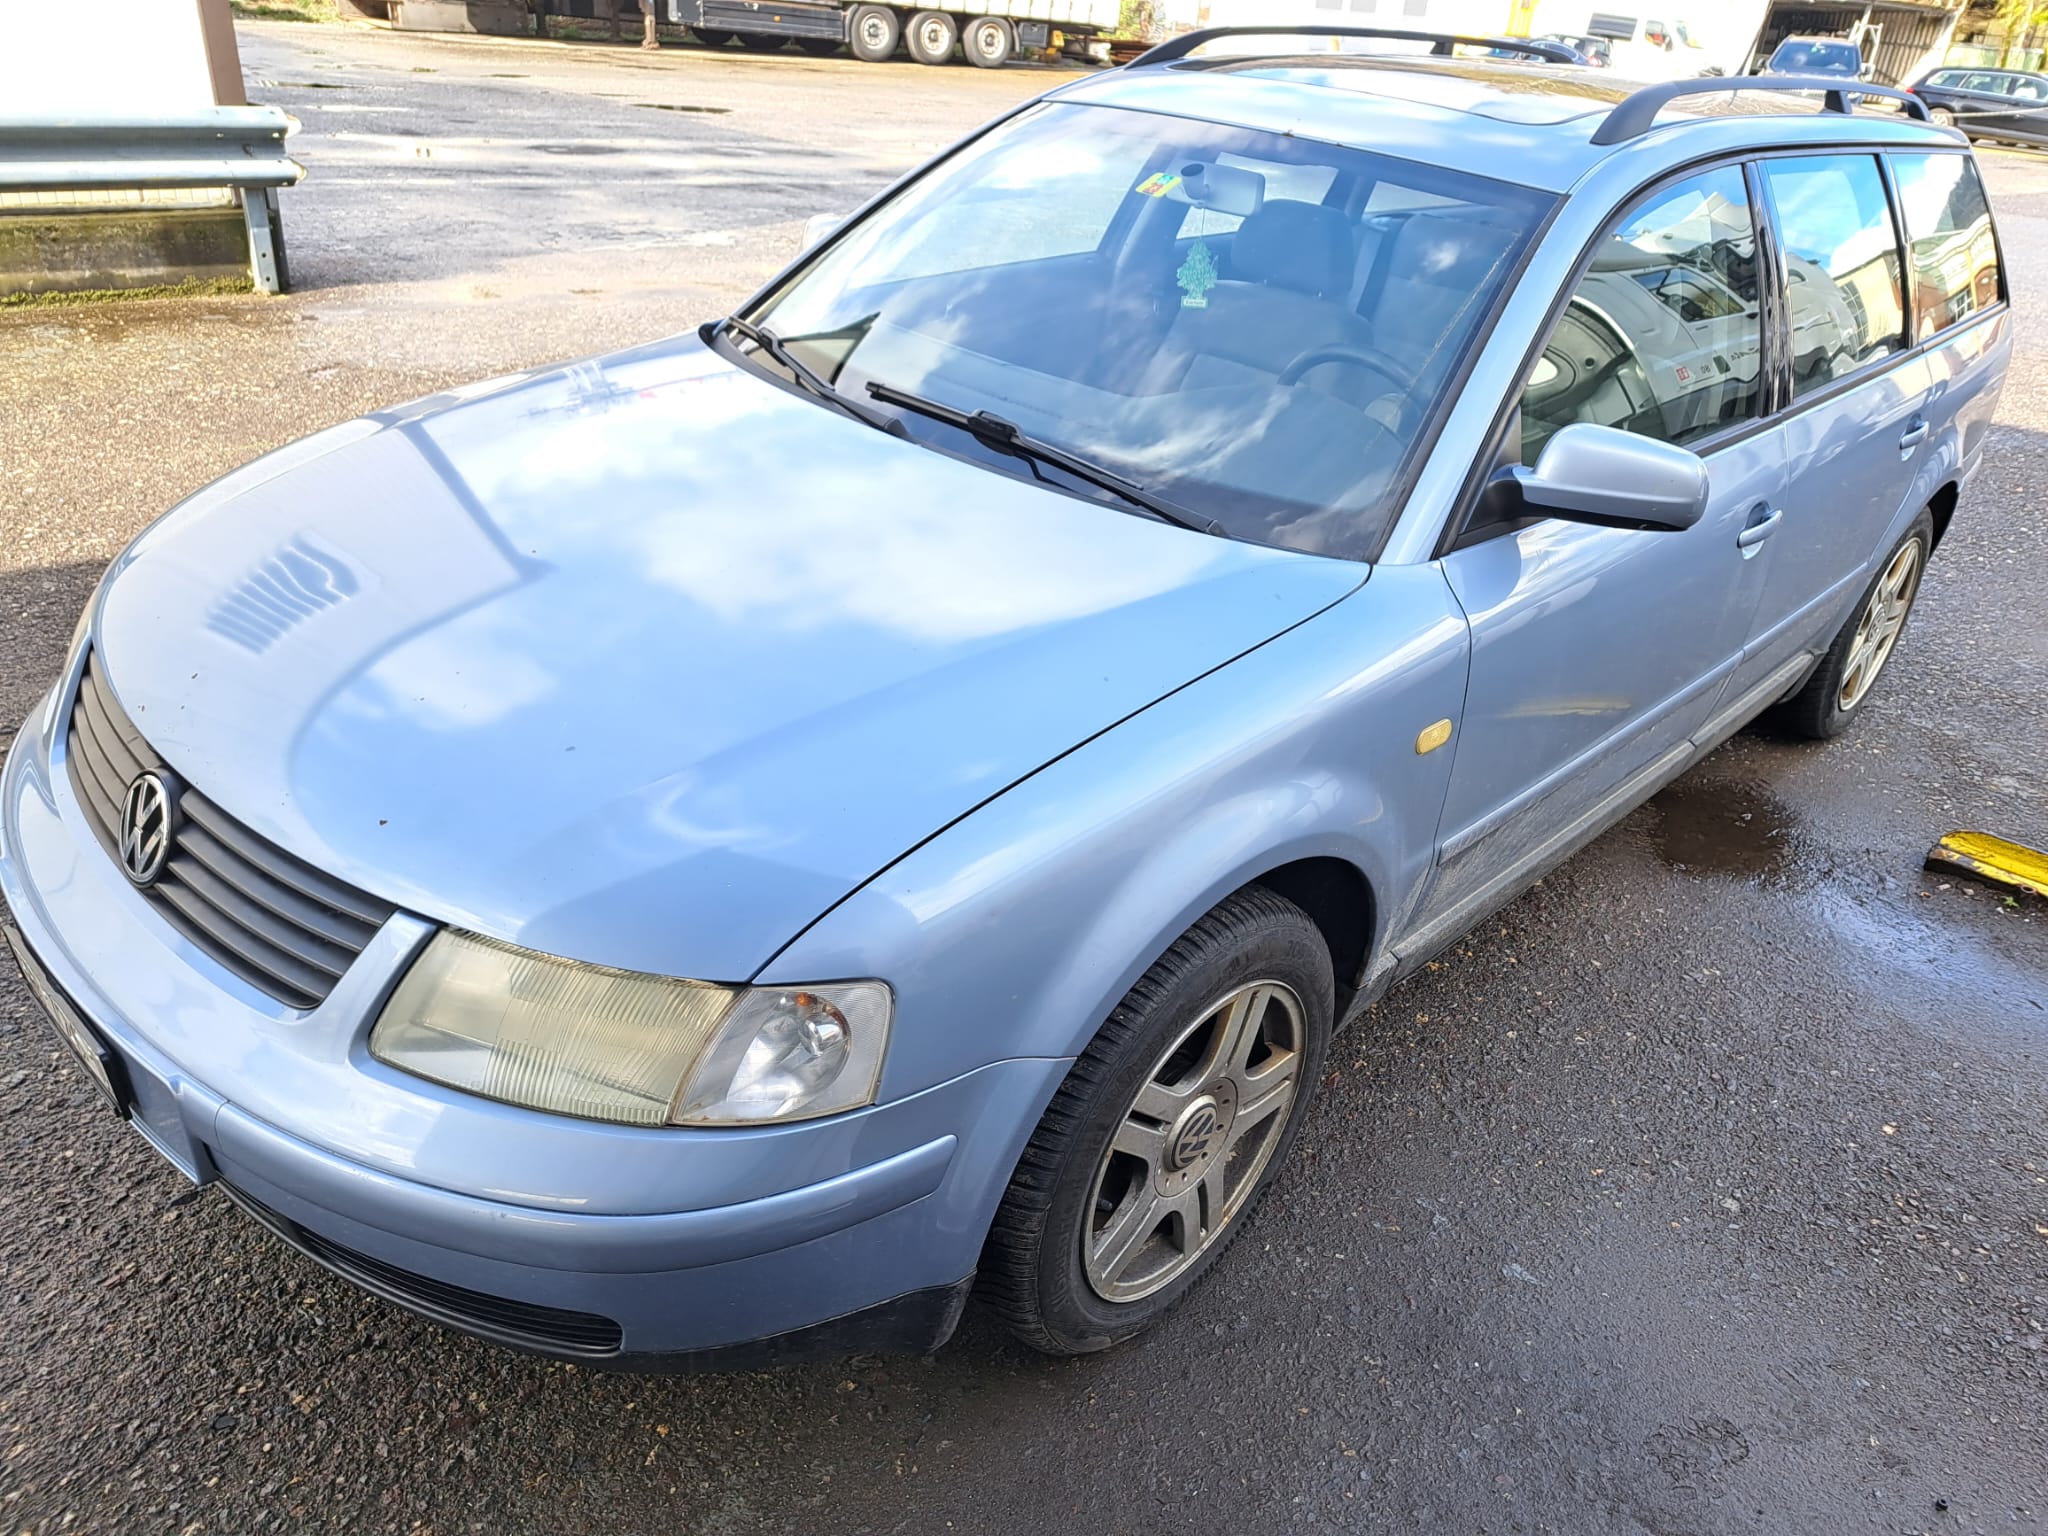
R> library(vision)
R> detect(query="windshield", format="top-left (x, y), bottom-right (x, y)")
top-left (1770, 39), bottom-right (1860, 75)
top-left (744, 103), bottom-right (1552, 560)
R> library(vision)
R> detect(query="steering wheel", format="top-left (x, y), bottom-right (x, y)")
top-left (1276, 342), bottom-right (1422, 431)
top-left (1278, 342), bottom-right (1418, 393)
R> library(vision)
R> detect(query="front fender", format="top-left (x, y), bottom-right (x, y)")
top-left (757, 563), bottom-right (1472, 1102)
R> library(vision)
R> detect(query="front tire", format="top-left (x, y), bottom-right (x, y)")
top-left (905, 9), bottom-right (958, 65)
top-left (1770, 509), bottom-right (1933, 739)
top-left (981, 887), bottom-right (1334, 1355)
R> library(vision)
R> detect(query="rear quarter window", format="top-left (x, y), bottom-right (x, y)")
top-left (1890, 152), bottom-right (2002, 336)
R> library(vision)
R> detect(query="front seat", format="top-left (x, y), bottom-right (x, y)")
top-left (1152, 200), bottom-right (1382, 403)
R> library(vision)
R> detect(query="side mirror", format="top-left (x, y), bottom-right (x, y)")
top-left (799, 212), bottom-right (847, 253)
top-left (1514, 423), bottom-right (1709, 532)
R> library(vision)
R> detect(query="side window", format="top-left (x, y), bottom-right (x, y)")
top-left (1759, 155), bottom-right (1905, 396)
top-left (1926, 70), bottom-right (1961, 87)
top-left (1890, 151), bottom-right (2001, 336)
top-left (1960, 72), bottom-right (2001, 93)
top-left (2013, 77), bottom-right (2047, 101)
top-left (1520, 166), bottom-right (1761, 464)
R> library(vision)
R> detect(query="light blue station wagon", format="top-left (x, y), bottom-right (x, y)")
top-left (0, 29), bottom-right (2010, 1364)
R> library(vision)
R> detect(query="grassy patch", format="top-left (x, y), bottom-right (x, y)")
top-left (0, 276), bottom-right (257, 309)
top-left (230, 0), bottom-right (342, 21)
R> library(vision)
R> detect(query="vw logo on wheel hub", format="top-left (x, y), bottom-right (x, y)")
top-left (118, 771), bottom-right (178, 887)
top-left (1156, 1078), bottom-right (1239, 1196)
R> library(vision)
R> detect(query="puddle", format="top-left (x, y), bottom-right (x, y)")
top-left (1648, 779), bottom-right (1800, 880)
top-left (487, 72), bottom-right (530, 78)
top-left (274, 80), bottom-right (350, 89)
top-left (634, 102), bottom-right (731, 113)
top-left (530, 143), bottom-right (625, 155)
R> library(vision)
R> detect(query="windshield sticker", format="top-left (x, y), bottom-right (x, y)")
top-left (1177, 241), bottom-right (1218, 309)
top-left (1134, 171), bottom-right (1182, 199)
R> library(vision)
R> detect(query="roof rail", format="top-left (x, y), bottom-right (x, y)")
top-left (1128, 26), bottom-right (1580, 69)
top-left (1591, 74), bottom-right (1932, 145)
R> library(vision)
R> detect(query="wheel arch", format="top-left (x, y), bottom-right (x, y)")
top-left (1248, 855), bottom-right (1376, 1019)
top-left (1928, 478), bottom-right (1959, 549)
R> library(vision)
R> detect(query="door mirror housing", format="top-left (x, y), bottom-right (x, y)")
top-left (1513, 423), bottom-right (1709, 532)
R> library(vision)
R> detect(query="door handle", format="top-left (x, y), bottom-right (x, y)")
top-left (1898, 417), bottom-right (1930, 452)
top-left (1736, 505), bottom-right (1783, 550)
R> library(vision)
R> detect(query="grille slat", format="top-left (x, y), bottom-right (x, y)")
top-left (154, 875), bottom-right (332, 1009)
top-left (64, 654), bottom-right (398, 1010)
top-left (177, 823), bottom-right (380, 953)
top-left (166, 854), bottom-right (354, 979)
top-left (179, 794), bottom-right (393, 928)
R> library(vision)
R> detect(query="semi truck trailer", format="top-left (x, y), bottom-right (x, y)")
top-left (664, 0), bottom-right (1123, 67)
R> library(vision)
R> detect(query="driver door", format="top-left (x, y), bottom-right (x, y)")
top-left (1404, 165), bottom-right (1788, 951)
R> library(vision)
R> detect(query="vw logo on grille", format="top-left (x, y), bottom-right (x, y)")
top-left (119, 771), bottom-right (177, 887)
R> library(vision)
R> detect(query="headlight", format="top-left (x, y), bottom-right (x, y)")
top-left (369, 931), bottom-right (891, 1127)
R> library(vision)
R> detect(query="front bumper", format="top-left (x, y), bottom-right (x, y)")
top-left (0, 667), bottom-right (1067, 1364)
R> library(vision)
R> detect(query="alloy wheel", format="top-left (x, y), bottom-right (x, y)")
top-left (1081, 980), bottom-right (1304, 1302)
top-left (1839, 537), bottom-right (1923, 711)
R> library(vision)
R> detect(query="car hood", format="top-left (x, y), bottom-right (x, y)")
top-left (92, 340), bottom-right (1364, 979)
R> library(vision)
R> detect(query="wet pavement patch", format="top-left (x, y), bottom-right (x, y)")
top-left (634, 102), bottom-right (731, 113)
top-left (1649, 779), bottom-right (1799, 880)
top-left (531, 144), bottom-right (626, 155)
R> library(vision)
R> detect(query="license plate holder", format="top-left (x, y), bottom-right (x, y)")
top-left (3, 923), bottom-right (131, 1119)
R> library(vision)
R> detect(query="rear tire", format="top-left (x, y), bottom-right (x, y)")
top-left (1930, 105), bottom-right (1957, 129)
top-left (980, 886), bottom-right (1334, 1356)
top-left (1769, 510), bottom-right (1933, 740)
top-left (847, 4), bottom-right (900, 61)
top-left (794, 36), bottom-right (841, 55)
top-left (736, 32), bottom-right (786, 52)
top-left (964, 15), bottom-right (1014, 68)
top-left (691, 27), bottom-right (736, 46)
top-left (905, 9), bottom-right (958, 65)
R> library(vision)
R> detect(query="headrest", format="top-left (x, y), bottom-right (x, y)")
top-left (1230, 200), bottom-right (1353, 299)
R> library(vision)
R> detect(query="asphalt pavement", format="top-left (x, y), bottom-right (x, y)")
top-left (1, 22), bottom-right (2044, 1536)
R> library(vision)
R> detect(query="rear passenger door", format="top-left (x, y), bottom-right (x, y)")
top-left (1890, 148), bottom-right (2008, 481)
top-left (1730, 153), bottom-right (1932, 697)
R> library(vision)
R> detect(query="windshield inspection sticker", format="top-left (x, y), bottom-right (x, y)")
top-left (1134, 171), bottom-right (1183, 199)
top-left (1177, 241), bottom-right (1218, 309)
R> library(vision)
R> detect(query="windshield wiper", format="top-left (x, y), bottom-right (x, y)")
top-left (865, 382), bottom-right (1222, 536)
top-left (715, 315), bottom-right (900, 435)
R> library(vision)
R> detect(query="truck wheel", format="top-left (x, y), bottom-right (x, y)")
top-left (795, 36), bottom-right (842, 54)
top-left (692, 27), bottom-right (736, 46)
top-left (736, 33), bottom-right (786, 51)
top-left (964, 15), bottom-right (1013, 67)
top-left (847, 4), bottom-right (900, 61)
top-left (906, 9), bottom-right (958, 65)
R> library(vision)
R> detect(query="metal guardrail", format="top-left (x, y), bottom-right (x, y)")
top-left (0, 106), bottom-right (305, 293)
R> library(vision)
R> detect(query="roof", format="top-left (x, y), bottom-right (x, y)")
top-left (1049, 54), bottom-right (1963, 195)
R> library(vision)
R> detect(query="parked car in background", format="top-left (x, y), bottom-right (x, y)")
top-left (1910, 67), bottom-right (2048, 145)
top-left (1537, 31), bottom-right (1611, 66)
top-left (1763, 35), bottom-right (1865, 79)
top-left (1, 26), bottom-right (2010, 1369)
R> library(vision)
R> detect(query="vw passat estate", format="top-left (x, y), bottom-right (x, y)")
top-left (1, 29), bottom-right (2009, 1364)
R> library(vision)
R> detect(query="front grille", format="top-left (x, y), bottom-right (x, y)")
top-left (220, 1182), bottom-right (626, 1359)
top-left (65, 652), bottom-right (396, 1011)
